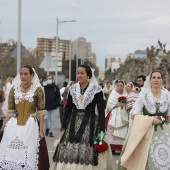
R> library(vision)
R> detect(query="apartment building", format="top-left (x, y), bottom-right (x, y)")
top-left (105, 56), bottom-right (121, 71)
top-left (37, 37), bottom-right (71, 60)
top-left (71, 37), bottom-right (92, 63)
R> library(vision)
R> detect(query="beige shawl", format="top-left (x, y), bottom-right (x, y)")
top-left (120, 115), bottom-right (154, 170)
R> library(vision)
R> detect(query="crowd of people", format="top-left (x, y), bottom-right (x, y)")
top-left (0, 64), bottom-right (170, 170)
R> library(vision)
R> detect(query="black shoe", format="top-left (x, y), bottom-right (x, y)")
top-left (49, 132), bottom-right (54, 137)
top-left (45, 129), bottom-right (49, 136)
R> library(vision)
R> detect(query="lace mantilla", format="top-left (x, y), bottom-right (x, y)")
top-left (142, 89), bottom-right (169, 114)
top-left (69, 82), bottom-right (102, 109)
top-left (131, 89), bottom-right (170, 115)
top-left (14, 84), bottom-right (40, 104)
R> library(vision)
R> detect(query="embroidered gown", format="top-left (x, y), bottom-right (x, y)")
top-left (105, 89), bottom-right (128, 152)
top-left (50, 82), bottom-right (113, 170)
top-left (119, 89), bottom-right (170, 170)
top-left (0, 84), bottom-right (49, 170)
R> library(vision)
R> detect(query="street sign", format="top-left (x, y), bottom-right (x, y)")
top-left (10, 44), bottom-right (28, 58)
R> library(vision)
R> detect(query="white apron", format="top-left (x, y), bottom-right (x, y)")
top-left (0, 117), bottom-right (40, 170)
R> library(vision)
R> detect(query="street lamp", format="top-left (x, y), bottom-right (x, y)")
top-left (55, 17), bottom-right (76, 84)
top-left (16, 1), bottom-right (29, 73)
top-left (17, 0), bottom-right (21, 74)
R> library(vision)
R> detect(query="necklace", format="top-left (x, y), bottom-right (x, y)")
top-left (21, 83), bottom-right (31, 93)
top-left (80, 83), bottom-right (89, 95)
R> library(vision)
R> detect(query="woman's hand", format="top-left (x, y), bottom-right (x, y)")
top-left (39, 131), bottom-right (44, 140)
top-left (131, 114), bottom-right (135, 119)
top-left (116, 103), bottom-right (125, 107)
top-left (96, 131), bottom-right (105, 140)
top-left (152, 117), bottom-right (162, 125)
top-left (96, 133), bottom-right (100, 140)
top-left (119, 103), bottom-right (126, 107)
top-left (114, 103), bottom-right (125, 108)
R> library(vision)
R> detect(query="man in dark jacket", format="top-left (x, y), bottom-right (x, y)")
top-left (44, 75), bottom-right (61, 137)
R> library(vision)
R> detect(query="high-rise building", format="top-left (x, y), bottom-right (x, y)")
top-left (37, 37), bottom-right (71, 60)
top-left (71, 37), bottom-right (91, 64)
top-left (90, 52), bottom-right (97, 65)
top-left (105, 56), bottom-right (121, 71)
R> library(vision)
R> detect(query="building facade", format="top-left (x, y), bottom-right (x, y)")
top-left (71, 37), bottom-right (92, 64)
top-left (37, 37), bottom-right (71, 60)
top-left (90, 52), bottom-right (97, 65)
top-left (105, 56), bottom-right (121, 71)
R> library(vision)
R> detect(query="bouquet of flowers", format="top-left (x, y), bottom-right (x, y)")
top-left (118, 96), bottom-right (126, 109)
top-left (93, 140), bottom-right (108, 153)
top-left (93, 131), bottom-right (108, 153)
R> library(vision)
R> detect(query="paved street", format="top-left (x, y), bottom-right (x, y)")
top-left (45, 108), bottom-right (119, 169)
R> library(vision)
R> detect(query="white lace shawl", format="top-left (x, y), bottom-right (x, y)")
top-left (105, 89), bottom-right (127, 116)
top-left (13, 83), bottom-right (40, 104)
top-left (69, 82), bottom-right (102, 110)
top-left (130, 89), bottom-right (170, 116)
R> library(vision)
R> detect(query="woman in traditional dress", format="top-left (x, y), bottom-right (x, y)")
top-left (0, 65), bottom-right (49, 170)
top-left (105, 79), bottom-right (128, 153)
top-left (50, 64), bottom-right (113, 170)
top-left (103, 82), bottom-right (112, 101)
top-left (120, 70), bottom-right (170, 170)
top-left (125, 82), bottom-right (139, 114)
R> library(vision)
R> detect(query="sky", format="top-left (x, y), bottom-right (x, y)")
top-left (0, 0), bottom-right (170, 71)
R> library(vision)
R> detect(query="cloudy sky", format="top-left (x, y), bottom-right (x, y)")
top-left (0, 0), bottom-right (170, 70)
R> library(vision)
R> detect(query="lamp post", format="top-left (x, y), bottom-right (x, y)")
top-left (55, 17), bottom-right (76, 84)
top-left (69, 40), bottom-right (72, 81)
top-left (17, 0), bottom-right (21, 74)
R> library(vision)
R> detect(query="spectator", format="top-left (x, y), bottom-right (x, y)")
top-left (98, 82), bottom-right (104, 89)
top-left (103, 81), bottom-right (112, 103)
top-left (136, 75), bottom-right (146, 88)
top-left (44, 75), bottom-right (61, 137)
top-left (42, 78), bottom-right (47, 86)
top-left (59, 81), bottom-right (69, 127)
top-left (63, 81), bottom-right (68, 88)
